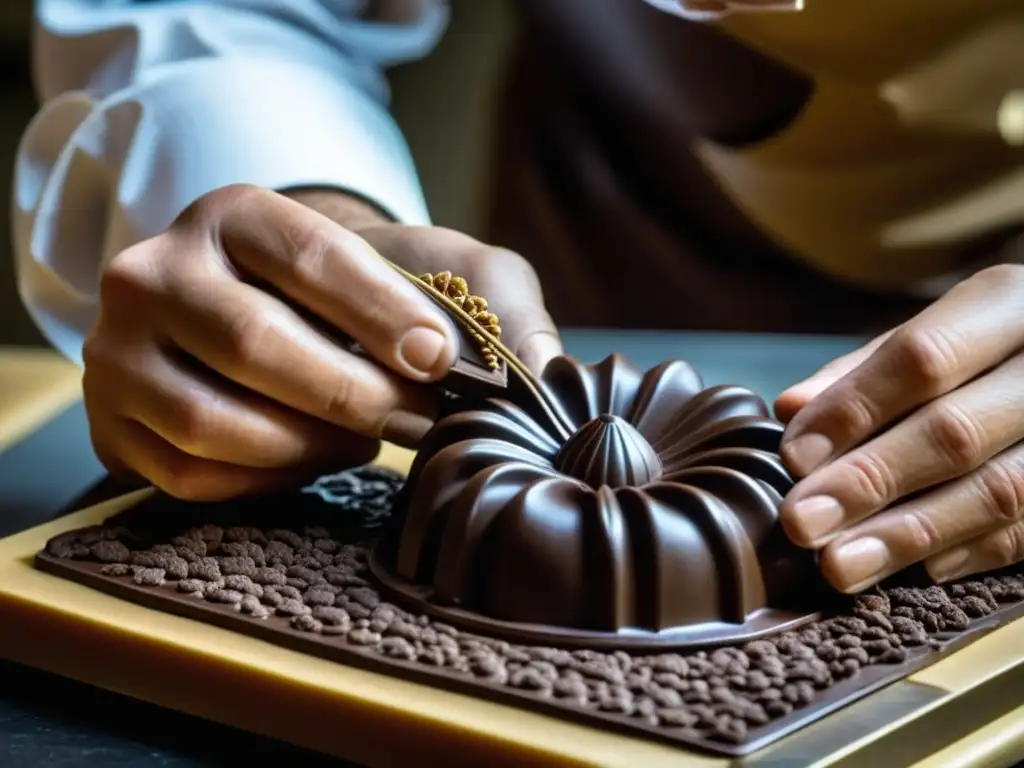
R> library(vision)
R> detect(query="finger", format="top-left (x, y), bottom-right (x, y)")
top-left (781, 266), bottom-right (1024, 476)
top-left (98, 343), bottom-right (381, 468)
top-left (781, 352), bottom-right (1024, 547)
top-left (813, 442), bottom-right (1024, 593)
top-left (463, 245), bottom-right (562, 369)
top-left (774, 331), bottom-right (893, 422)
top-left (110, 418), bottom-right (341, 501)
top-left (155, 269), bottom-right (439, 440)
top-left (201, 185), bottom-right (459, 382)
top-left (357, 226), bottom-right (563, 373)
top-left (519, 332), bottom-right (565, 375)
top-left (927, 521), bottom-right (1024, 584)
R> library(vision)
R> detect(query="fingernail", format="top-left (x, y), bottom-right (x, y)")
top-left (784, 433), bottom-right (834, 475)
top-left (382, 410), bottom-right (435, 448)
top-left (398, 327), bottom-right (453, 379)
top-left (927, 546), bottom-right (971, 583)
top-left (832, 537), bottom-right (891, 592)
top-left (790, 495), bottom-right (845, 545)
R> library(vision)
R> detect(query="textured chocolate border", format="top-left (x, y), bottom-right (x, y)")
top-left (32, 485), bottom-right (1024, 758)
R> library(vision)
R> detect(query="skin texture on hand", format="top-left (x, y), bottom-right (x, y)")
top-left (83, 184), bottom-right (561, 501)
top-left (774, 264), bottom-right (1024, 593)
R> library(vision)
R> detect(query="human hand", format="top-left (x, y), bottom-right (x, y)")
top-left (83, 184), bottom-right (560, 501)
top-left (773, 265), bottom-right (1024, 593)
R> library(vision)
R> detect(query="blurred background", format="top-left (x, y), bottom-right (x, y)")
top-left (0, 0), bottom-right (518, 348)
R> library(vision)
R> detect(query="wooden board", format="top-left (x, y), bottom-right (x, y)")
top-left (0, 347), bottom-right (82, 453)
top-left (2, 442), bottom-right (1024, 766)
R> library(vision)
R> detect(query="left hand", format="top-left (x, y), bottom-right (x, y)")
top-left (773, 264), bottom-right (1024, 593)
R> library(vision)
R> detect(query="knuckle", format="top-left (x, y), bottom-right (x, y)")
top-left (890, 326), bottom-right (964, 391)
top-left (827, 392), bottom-right (880, 441)
top-left (100, 244), bottom-right (158, 308)
top-left (980, 523), bottom-right (1024, 568)
top-left (976, 460), bottom-right (1024, 524)
top-left (153, 453), bottom-right (206, 501)
top-left (167, 399), bottom-right (216, 455)
top-left (926, 401), bottom-right (986, 470)
top-left (80, 333), bottom-right (106, 373)
top-left (221, 308), bottom-right (272, 369)
top-left (362, 272), bottom-right (405, 330)
top-left (178, 183), bottom-right (261, 226)
top-left (322, 375), bottom-right (359, 428)
top-left (80, 357), bottom-right (104, 406)
top-left (81, 334), bottom-right (125, 408)
top-left (286, 222), bottom-right (334, 286)
top-left (844, 451), bottom-right (899, 508)
top-left (322, 377), bottom-right (382, 435)
top-left (903, 510), bottom-right (944, 554)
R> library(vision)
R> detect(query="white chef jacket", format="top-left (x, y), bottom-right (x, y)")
top-left (13, 1), bottom-right (752, 365)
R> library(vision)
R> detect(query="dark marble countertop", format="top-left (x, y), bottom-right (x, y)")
top-left (0, 331), bottom-right (860, 766)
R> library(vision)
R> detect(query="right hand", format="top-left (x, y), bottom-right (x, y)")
top-left (83, 184), bottom-right (560, 501)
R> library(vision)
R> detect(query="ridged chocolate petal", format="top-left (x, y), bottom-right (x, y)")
top-left (664, 448), bottom-right (792, 496)
top-left (661, 467), bottom-right (779, 546)
top-left (659, 418), bottom-right (784, 465)
top-left (539, 354), bottom-right (646, 428)
top-left (481, 479), bottom-right (599, 626)
top-left (644, 482), bottom-right (767, 623)
top-left (628, 360), bottom-right (705, 443)
top-left (433, 463), bottom-right (573, 606)
top-left (415, 401), bottom-right (562, 464)
top-left (397, 440), bottom-right (551, 580)
top-left (651, 385), bottom-right (771, 452)
top-left (612, 486), bottom-right (728, 629)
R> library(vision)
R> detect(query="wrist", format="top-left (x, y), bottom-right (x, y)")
top-left (282, 186), bottom-right (394, 231)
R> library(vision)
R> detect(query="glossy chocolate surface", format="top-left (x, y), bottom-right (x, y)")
top-left (371, 355), bottom-right (825, 649)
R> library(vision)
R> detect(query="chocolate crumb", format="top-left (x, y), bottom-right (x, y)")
top-left (348, 628), bottom-right (382, 646)
top-left (291, 614), bottom-right (323, 633)
top-left (260, 588), bottom-right (284, 608)
top-left (275, 598), bottom-right (310, 617)
top-left (252, 567), bottom-right (287, 586)
top-left (220, 575), bottom-right (260, 597)
top-left (91, 540), bottom-right (130, 563)
top-left (202, 580), bottom-right (226, 597)
top-left (177, 579), bottom-right (205, 594)
top-left (188, 558), bottom-right (221, 581)
top-left (220, 556), bottom-right (257, 577)
top-left (276, 585), bottom-right (302, 600)
top-left (131, 567), bottom-right (165, 586)
top-left (209, 589), bottom-right (244, 606)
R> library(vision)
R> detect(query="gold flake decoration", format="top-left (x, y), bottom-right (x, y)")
top-left (419, 272), bottom-right (501, 370)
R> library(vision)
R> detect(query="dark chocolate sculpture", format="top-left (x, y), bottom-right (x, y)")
top-left (371, 354), bottom-right (824, 650)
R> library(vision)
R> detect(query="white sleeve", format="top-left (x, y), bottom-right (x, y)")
top-left (15, 0), bottom-right (448, 365)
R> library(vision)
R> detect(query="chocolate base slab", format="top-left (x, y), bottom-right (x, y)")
top-left (32, 473), bottom-right (1024, 758)
top-left (368, 540), bottom-right (822, 651)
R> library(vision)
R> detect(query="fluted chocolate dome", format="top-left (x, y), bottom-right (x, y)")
top-left (370, 354), bottom-right (823, 649)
